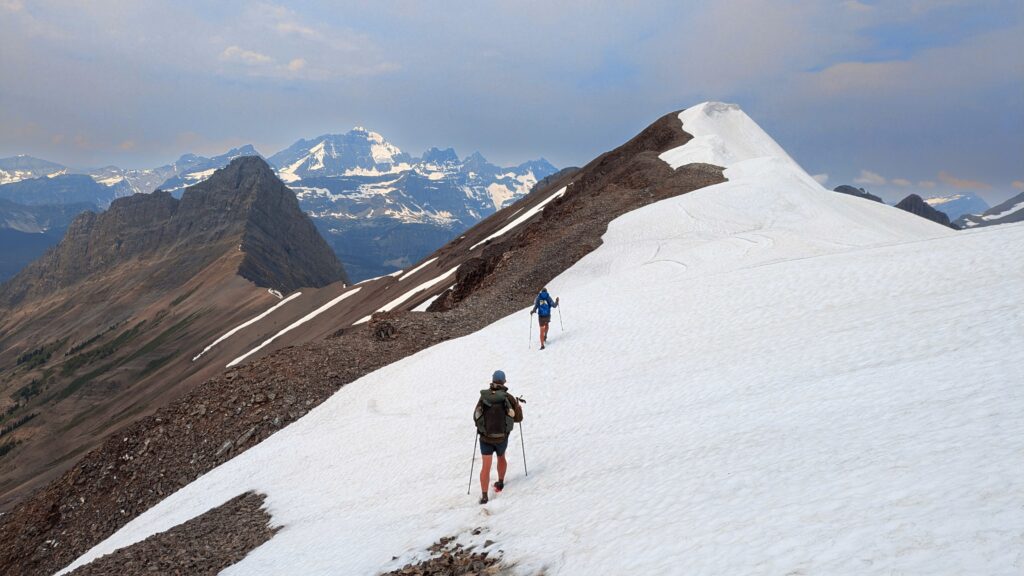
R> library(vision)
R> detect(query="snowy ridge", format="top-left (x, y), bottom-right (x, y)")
top-left (60, 104), bottom-right (1022, 575)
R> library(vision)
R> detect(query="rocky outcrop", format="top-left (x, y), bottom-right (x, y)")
top-left (65, 492), bottom-right (277, 576)
top-left (833, 184), bottom-right (883, 203)
top-left (895, 193), bottom-right (955, 228)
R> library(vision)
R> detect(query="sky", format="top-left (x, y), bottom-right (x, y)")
top-left (1, 0), bottom-right (1021, 204)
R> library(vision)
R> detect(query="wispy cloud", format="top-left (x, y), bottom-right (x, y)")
top-left (854, 169), bottom-right (887, 186)
top-left (891, 178), bottom-right (913, 187)
top-left (812, 173), bottom-right (829, 185)
top-left (1012, 180), bottom-right (1024, 191)
top-left (220, 46), bottom-right (273, 66)
top-left (938, 170), bottom-right (991, 190)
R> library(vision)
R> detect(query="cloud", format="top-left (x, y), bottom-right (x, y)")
top-left (918, 181), bottom-right (937, 189)
top-left (854, 169), bottom-right (887, 186)
top-left (1012, 180), bottom-right (1024, 191)
top-left (938, 170), bottom-right (991, 190)
top-left (276, 20), bottom-right (317, 38)
top-left (118, 139), bottom-right (136, 151)
top-left (812, 173), bottom-right (829, 185)
top-left (891, 178), bottom-right (912, 187)
top-left (220, 45), bottom-right (273, 66)
top-left (842, 0), bottom-right (873, 13)
top-left (287, 58), bottom-right (306, 72)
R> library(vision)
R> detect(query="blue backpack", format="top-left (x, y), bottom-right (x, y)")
top-left (536, 292), bottom-right (554, 316)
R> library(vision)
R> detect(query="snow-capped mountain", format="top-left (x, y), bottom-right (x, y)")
top-left (48, 103), bottom-right (1021, 576)
top-left (924, 193), bottom-right (989, 221)
top-left (269, 128), bottom-right (413, 182)
top-left (273, 129), bottom-right (557, 280)
top-left (955, 190), bottom-right (1024, 228)
top-left (0, 155), bottom-right (66, 184)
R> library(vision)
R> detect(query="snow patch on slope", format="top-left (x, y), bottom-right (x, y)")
top-left (226, 288), bottom-right (361, 368)
top-left (192, 292), bottom-right (302, 362)
top-left (470, 186), bottom-right (567, 250)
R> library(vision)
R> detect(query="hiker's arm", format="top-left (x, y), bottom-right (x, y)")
top-left (513, 397), bottom-right (523, 422)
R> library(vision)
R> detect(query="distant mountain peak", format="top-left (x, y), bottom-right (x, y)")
top-left (421, 147), bottom-right (459, 165)
top-left (923, 192), bottom-right (989, 221)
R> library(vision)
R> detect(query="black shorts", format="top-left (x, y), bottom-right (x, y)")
top-left (538, 315), bottom-right (551, 326)
top-left (480, 437), bottom-right (509, 456)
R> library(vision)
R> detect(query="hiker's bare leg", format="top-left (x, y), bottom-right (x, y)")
top-left (540, 323), bottom-right (548, 345)
top-left (497, 455), bottom-right (508, 482)
top-left (479, 454), bottom-right (492, 494)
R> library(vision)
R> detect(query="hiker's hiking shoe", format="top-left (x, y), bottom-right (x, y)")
top-left (479, 493), bottom-right (488, 505)
top-left (494, 480), bottom-right (504, 493)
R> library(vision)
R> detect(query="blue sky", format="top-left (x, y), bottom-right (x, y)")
top-left (1, 0), bottom-right (1021, 204)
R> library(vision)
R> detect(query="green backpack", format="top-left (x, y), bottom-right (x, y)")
top-left (476, 389), bottom-right (514, 441)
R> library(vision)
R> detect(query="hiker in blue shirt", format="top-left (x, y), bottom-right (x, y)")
top-left (530, 287), bottom-right (559, 349)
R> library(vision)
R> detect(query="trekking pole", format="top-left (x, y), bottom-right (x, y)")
top-left (467, 432), bottom-right (478, 495)
top-left (558, 306), bottom-right (564, 332)
top-left (528, 314), bottom-right (533, 350)
top-left (517, 396), bottom-right (528, 476)
top-left (519, 421), bottom-right (528, 476)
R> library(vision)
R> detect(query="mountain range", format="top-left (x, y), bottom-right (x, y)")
top-left (0, 133), bottom-right (556, 281)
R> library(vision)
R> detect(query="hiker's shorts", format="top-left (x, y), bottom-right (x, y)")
top-left (538, 315), bottom-right (551, 326)
top-left (480, 437), bottom-right (509, 456)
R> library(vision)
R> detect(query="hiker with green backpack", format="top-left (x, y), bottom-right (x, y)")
top-left (473, 370), bottom-right (523, 504)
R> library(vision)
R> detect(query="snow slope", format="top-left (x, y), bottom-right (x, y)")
top-left (61, 104), bottom-right (1023, 575)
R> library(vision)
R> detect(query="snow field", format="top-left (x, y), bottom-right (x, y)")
top-left (61, 217), bottom-right (1024, 575)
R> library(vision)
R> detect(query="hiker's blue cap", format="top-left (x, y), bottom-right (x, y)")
top-left (492, 370), bottom-right (506, 383)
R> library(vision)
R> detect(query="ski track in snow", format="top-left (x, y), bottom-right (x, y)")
top-left (60, 103), bottom-right (1024, 576)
